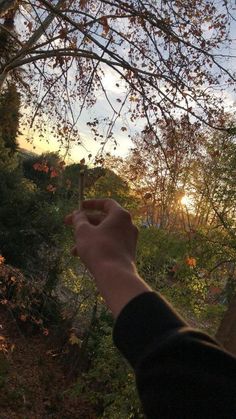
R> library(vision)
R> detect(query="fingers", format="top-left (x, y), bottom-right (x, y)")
top-left (65, 199), bottom-right (120, 226)
top-left (65, 210), bottom-right (106, 227)
top-left (65, 209), bottom-right (90, 226)
top-left (82, 199), bottom-right (121, 214)
top-left (85, 211), bottom-right (106, 225)
top-left (75, 210), bottom-right (105, 226)
top-left (71, 245), bottom-right (78, 256)
top-left (64, 213), bottom-right (73, 225)
top-left (72, 210), bottom-right (89, 225)
top-left (65, 200), bottom-right (133, 229)
top-left (69, 210), bottom-right (106, 258)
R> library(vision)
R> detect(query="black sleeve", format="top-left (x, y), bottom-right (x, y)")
top-left (113, 292), bottom-right (236, 419)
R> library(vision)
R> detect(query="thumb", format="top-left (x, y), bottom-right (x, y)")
top-left (71, 245), bottom-right (78, 256)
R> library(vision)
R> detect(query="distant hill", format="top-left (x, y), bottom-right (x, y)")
top-left (18, 147), bottom-right (38, 160)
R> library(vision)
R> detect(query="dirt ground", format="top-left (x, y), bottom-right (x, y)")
top-left (0, 307), bottom-right (96, 419)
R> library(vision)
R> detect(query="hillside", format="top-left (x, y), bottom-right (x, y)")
top-left (0, 304), bottom-right (96, 419)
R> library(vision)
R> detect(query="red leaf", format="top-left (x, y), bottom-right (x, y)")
top-left (46, 184), bottom-right (57, 193)
top-left (185, 257), bottom-right (197, 268)
top-left (33, 162), bottom-right (40, 171)
top-left (50, 169), bottom-right (58, 178)
top-left (59, 27), bottom-right (67, 39)
top-left (80, 0), bottom-right (88, 9)
top-left (100, 16), bottom-right (109, 35)
top-left (0, 255), bottom-right (5, 265)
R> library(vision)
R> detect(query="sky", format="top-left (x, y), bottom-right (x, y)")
top-left (19, 66), bottom-right (139, 162)
top-left (18, 2), bottom-right (236, 163)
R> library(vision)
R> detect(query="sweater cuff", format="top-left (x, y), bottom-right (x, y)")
top-left (113, 291), bottom-right (187, 368)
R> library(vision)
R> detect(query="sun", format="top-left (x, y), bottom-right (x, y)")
top-left (181, 195), bottom-right (192, 207)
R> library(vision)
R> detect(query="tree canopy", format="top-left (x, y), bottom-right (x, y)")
top-left (0, 0), bottom-right (235, 153)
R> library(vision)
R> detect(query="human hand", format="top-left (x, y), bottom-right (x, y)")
top-left (64, 199), bottom-right (138, 276)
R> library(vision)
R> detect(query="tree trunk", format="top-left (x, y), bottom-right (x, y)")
top-left (0, 0), bottom-right (17, 17)
top-left (215, 293), bottom-right (236, 356)
top-left (0, 0), bottom-right (67, 92)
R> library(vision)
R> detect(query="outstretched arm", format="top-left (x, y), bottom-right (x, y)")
top-left (65, 199), bottom-right (236, 419)
top-left (65, 198), bottom-right (151, 318)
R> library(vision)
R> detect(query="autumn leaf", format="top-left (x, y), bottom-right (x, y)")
top-left (59, 160), bottom-right (66, 168)
top-left (0, 255), bottom-right (5, 265)
top-left (34, 318), bottom-right (43, 325)
top-left (69, 36), bottom-right (77, 49)
top-left (27, 21), bottom-right (33, 32)
top-left (171, 264), bottom-right (180, 273)
top-left (84, 36), bottom-right (92, 44)
top-left (210, 150), bottom-right (220, 158)
top-left (69, 333), bottom-right (81, 346)
top-left (43, 328), bottom-right (49, 336)
top-left (185, 257), bottom-right (197, 268)
top-left (80, 0), bottom-right (88, 9)
top-left (46, 184), bottom-right (57, 193)
top-left (59, 27), bottom-right (68, 39)
top-left (33, 162), bottom-right (49, 173)
top-left (100, 16), bottom-right (109, 35)
top-left (41, 163), bottom-right (49, 173)
top-left (210, 286), bottom-right (221, 295)
top-left (129, 96), bottom-right (138, 102)
top-left (33, 162), bottom-right (40, 171)
top-left (50, 169), bottom-right (58, 178)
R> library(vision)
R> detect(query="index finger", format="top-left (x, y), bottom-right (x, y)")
top-left (64, 210), bottom-right (88, 226)
top-left (82, 199), bottom-right (122, 213)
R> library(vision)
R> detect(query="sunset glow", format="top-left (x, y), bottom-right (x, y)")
top-left (181, 195), bottom-right (192, 208)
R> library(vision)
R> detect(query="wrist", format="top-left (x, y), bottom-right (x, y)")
top-left (89, 258), bottom-right (151, 318)
top-left (90, 257), bottom-right (137, 279)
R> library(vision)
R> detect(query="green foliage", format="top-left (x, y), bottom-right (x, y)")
top-left (0, 136), bottom-right (234, 417)
top-left (71, 310), bottom-right (144, 418)
top-left (137, 227), bottom-right (187, 285)
top-left (136, 225), bottom-right (234, 332)
top-left (0, 84), bottom-right (20, 153)
top-left (62, 164), bottom-right (106, 196)
top-left (22, 152), bottom-right (67, 206)
top-left (200, 304), bottom-right (226, 336)
top-left (0, 263), bottom-right (63, 335)
top-left (0, 135), bottom-right (18, 172)
top-left (88, 169), bottom-right (139, 211)
top-left (0, 135), bottom-right (38, 268)
top-left (0, 146), bottom-right (72, 279)
top-left (1, 89), bottom-right (236, 416)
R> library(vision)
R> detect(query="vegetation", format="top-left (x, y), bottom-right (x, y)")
top-left (1, 101), bottom-right (236, 417)
top-left (0, 1), bottom-right (236, 151)
top-left (0, 1), bottom-right (236, 417)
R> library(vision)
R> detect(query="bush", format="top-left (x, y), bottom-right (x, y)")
top-left (71, 310), bottom-right (144, 418)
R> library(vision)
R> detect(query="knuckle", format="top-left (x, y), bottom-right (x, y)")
top-left (75, 222), bottom-right (88, 235)
top-left (120, 209), bottom-right (132, 222)
top-left (72, 210), bottom-right (80, 224)
top-left (132, 224), bottom-right (139, 235)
